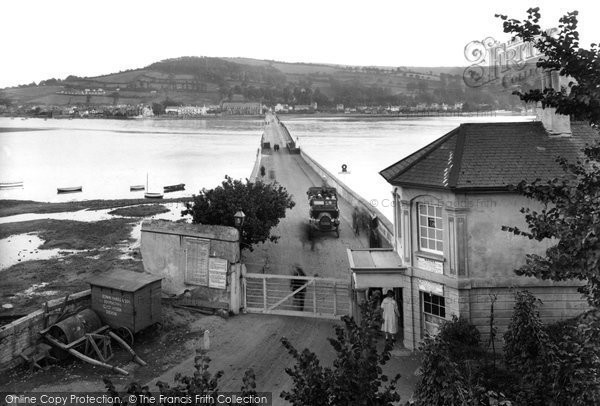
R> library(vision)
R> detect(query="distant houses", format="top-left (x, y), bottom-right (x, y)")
top-left (221, 101), bottom-right (262, 115)
top-left (165, 105), bottom-right (208, 117)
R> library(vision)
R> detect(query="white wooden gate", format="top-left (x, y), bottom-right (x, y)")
top-left (244, 273), bottom-right (350, 319)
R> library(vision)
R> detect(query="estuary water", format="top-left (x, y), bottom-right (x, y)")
top-left (0, 115), bottom-right (533, 221)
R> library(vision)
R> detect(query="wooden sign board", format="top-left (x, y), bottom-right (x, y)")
top-left (185, 238), bottom-right (210, 286)
top-left (208, 257), bottom-right (228, 289)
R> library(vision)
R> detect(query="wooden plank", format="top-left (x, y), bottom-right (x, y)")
top-left (267, 280), bottom-right (314, 311)
top-left (246, 273), bottom-right (347, 284)
top-left (178, 298), bottom-right (229, 310)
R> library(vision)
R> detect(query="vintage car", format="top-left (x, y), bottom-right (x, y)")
top-left (307, 186), bottom-right (340, 238)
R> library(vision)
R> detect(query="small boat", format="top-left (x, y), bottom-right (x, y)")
top-left (57, 186), bottom-right (82, 194)
top-left (0, 181), bottom-right (24, 189)
top-left (144, 192), bottom-right (164, 199)
top-left (163, 183), bottom-right (185, 193)
top-left (130, 185), bottom-right (145, 191)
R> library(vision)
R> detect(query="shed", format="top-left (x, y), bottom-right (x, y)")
top-left (86, 270), bottom-right (162, 334)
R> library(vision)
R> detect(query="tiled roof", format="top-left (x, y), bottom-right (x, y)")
top-left (380, 121), bottom-right (598, 191)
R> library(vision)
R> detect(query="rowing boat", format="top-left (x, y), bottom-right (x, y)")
top-left (0, 181), bottom-right (24, 189)
top-left (57, 186), bottom-right (82, 194)
top-left (163, 183), bottom-right (185, 193)
top-left (144, 192), bottom-right (164, 199)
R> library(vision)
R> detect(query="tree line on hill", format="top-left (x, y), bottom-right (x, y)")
top-left (2, 54), bottom-right (538, 111)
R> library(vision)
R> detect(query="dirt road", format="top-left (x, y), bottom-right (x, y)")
top-left (149, 313), bottom-right (421, 405)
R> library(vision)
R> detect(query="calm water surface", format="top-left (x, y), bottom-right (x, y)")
top-left (0, 115), bottom-right (533, 221)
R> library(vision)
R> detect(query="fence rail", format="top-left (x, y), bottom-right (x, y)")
top-left (245, 273), bottom-right (350, 319)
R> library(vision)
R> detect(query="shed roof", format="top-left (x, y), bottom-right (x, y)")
top-left (379, 121), bottom-right (598, 191)
top-left (87, 270), bottom-right (162, 292)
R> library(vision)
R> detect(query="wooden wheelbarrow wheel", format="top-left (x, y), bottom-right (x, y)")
top-left (114, 326), bottom-right (134, 346)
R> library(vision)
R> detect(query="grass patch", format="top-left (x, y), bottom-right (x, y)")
top-left (0, 218), bottom-right (136, 250)
top-left (109, 204), bottom-right (170, 217)
top-left (0, 197), bottom-right (191, 217)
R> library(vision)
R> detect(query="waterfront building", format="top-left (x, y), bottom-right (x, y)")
top-left (221, 101), bottom-right (262, 115)
top-left (347, 74), bottom-right (594, 350)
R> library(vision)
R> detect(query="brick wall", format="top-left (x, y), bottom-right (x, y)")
top-left (465, 285), bottom-right (588, 348)
top-left (0, 290), bottom-right (91, 372)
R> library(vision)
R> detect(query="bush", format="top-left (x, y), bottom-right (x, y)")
top-left (281, 301), bottom-right (401, 405)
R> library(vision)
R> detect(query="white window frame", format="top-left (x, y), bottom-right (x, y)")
top-left (417, 203), bottom-right (444, 254)
top-left (422, 291), bottom-right (446, 336)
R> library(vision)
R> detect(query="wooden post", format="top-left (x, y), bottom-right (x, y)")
top-left (333, 282), bottom-right (337, 316)
top-left (313, 280), bottom-right (317, 314)
top-left (263, 277), bottom-right (267, 311)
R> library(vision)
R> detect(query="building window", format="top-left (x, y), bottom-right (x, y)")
top-left (422, 292), bottom-right (446, 336)
top-left (418, 204), bottom-right (443, 253)
top-left (422, 292), bottom-right (446, 318)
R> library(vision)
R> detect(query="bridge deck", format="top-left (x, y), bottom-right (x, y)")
top-left (244, 113), bottom-right (370, 280)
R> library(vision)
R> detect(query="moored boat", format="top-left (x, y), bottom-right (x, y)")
top-left (130, 185), bottom-right (145, 191)
top-left (163, 183), bottom-right (185, 193)
top-left (57, 186), bottom-right (82, 194)
top-left (144, 192), bottom-right (164, 199)
top-left (0, 181), bottom-right (24, 189)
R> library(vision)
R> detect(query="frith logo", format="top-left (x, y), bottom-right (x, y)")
top-left (462, 29), bottom-right (557, 88)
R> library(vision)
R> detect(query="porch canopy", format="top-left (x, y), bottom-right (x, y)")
top-left (346, 248), bottom-right (406, 289)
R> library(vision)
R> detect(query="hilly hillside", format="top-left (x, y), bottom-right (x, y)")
top-left (0, 56), bottom-right (539, 110)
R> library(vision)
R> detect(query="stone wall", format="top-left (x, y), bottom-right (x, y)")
top-left (140, 220), bottom-right (242, 313)
top-left (0, 290), bottom-right (91, 372)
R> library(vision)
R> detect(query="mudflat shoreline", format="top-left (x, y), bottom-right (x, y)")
top-left (0, 197), bottom-right (192, 217)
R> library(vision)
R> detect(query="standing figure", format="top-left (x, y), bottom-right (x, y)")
top-left (380, 290), bottom-right (399, 342)
top-left (290, 266), bottom-right (306, 311)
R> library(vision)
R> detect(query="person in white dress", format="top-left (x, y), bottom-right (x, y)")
top-left (380, 290), bottom-right (399, 341)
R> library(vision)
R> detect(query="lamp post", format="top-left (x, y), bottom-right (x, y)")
top-left (234, 210), bottom-right (247, 313)
top-left (234, 210), bottom-right (246, 259)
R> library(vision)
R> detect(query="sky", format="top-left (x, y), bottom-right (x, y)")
top-left (1, 0), bottom-right (598, 88)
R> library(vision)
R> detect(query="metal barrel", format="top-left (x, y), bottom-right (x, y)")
top-left (48, 309), bottom-right (103, 344)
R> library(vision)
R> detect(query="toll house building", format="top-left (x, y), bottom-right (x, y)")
top-left (348, 109), bottom-right (594, 350)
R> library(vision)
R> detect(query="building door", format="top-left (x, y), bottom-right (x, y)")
top-left (393, 288), bottom-right (404, 341)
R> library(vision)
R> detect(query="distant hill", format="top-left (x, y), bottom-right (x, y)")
top-left (0, 56), bottom-right (540, 109)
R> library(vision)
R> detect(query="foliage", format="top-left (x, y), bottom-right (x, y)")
top-left (503, 290), bottom-right (600, 405)
top-left (151, 102), bottom-right (164, 116)
top-left (280, 301), bottom-right (401, 405)
top-left (545, 311), bottom-right (600, 405)
top-left (413, 316), bottom-right (509, 406)
top-left (498, 8), bottom-right (600, 307)
top-left (503, 291), bottom-right (551, 405)
top-left (496, 7), bottom-right (600, 125)
top-left (104, 349), bottom-right (257, 405)
top-left (182, 176), bottom-right (295, 251)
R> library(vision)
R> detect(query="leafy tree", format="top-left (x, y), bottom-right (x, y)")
top-left (412, 315), bottom-right (510, 406)
top-left (498, 8), bottom-right (600, 307)
top-left (280, 301), bottom-right (401, 405)
top-left (496, 7), bottom-right (600, 125)
top-left (503, 291), bottom-right (600, 405)
top-left (104, 349), bottom-right (258, 405)
top-left (503, 291), bottom-right (551, 405)
top-left (182, 176), bottom-right (295, 251)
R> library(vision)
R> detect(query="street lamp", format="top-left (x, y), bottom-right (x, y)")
top-left (234, 209), bottom-right (246, 261)
top-left (234, 210), bottom-right (246, 228)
